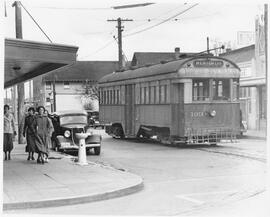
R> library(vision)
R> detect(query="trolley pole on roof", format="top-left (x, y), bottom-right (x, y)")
top-left (12, 1), bottom-right (25, 144)
top-left (107, 18), bottom-right (133, 70)
top-left (207, 37), bottom-right (210, 54)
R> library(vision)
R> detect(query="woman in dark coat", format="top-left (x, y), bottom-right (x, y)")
top-left (23, 107), bottom-right (36, 161)
top-left (34, 106), bottom-right (53, 164)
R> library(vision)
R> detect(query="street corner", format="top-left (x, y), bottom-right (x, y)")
top-left (3, 150), bottom-right (144, 211)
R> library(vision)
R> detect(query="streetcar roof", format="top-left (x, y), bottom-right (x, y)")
top-left (99, 56), bottom-right (240, 84)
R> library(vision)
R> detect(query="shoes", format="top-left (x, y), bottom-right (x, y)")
top-left (37, 158), bottom-right (41, 164)
top-left (8, 155), bottom-right (11, 160)
top-left (27, 156), bottom-right (31, 161)
top-left (31, 156), bottom-right (35, 161)
top-left (4, 156), bottom-right (7, 161)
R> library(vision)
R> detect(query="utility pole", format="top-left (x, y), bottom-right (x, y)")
top-left (264, 4), bottom-right (268, 132)
top-left (12, 1), bottom-right (25, 144)
top-left (52, 77), bottom-right (56, 112)
top-left (107, 18), bottom-right (133, 70)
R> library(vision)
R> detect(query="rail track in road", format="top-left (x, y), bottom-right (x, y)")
top-left (193, 146), bottom-right (266, 163)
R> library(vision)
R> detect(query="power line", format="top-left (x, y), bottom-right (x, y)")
top-left (123, 3), bottom-right (188, 35)
top-left (123, 3), bottom-right (199, 38)
top-left (20, 2), bottom-right (53, 43)
top-left (79, 40), bottom-right (115, 60)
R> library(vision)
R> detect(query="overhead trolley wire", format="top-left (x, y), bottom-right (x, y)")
top-left (123, 3), bottom-right (199, 38)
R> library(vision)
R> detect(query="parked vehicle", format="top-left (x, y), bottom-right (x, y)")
top-left (98, 55), bottom-right (241, 145)
top-left (51, 110), bottom-right (101, 155)
top-left (87, 111), bottom-right (103, 128)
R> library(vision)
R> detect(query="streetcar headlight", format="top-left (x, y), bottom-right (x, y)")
top-left (64, 130), bottom-right (71, 138)
top-left (210, 110), bottom-right (216, 117)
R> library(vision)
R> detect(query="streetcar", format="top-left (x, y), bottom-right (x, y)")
top-left (98, 55), bottom-right (241, 145)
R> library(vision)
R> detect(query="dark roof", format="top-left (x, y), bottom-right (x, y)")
top-left (99, 56), bottom-right (240, 84)
top-left (131, 52), bottom-right (196, 67)
top-left (43, 61), bottom-right (118, 82)
top-left (219, 45), bottom-right (255, 63)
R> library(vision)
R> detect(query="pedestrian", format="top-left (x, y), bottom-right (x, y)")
top-left (23, 107), bottom-right (36, 161)
top-left (3, 104), bottom-right (16, 160)
top-left (34, 106), bottom-right (53, 164)
top-left (44, 109), bottom-right (54, 162)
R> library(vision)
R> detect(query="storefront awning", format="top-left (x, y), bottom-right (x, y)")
top-left (4, 38), bottom-right (78, 88)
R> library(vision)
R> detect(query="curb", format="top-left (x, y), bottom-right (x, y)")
top-left (3, 175), bottom-right (144, 210)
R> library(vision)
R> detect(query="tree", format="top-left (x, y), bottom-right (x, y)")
top-left (80, 80), bottom-right (99, 111)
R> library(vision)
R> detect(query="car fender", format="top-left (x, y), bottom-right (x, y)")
top-left (56, 135), bottom-right (72, 144)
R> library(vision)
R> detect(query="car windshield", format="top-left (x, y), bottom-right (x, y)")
top-left (59, 114), bottom-right (87, 126)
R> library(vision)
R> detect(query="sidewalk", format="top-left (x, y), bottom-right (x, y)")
top-left (242, 129), bottom-right (267, 140)
top-left (3, 143), bottom-right (143, 211)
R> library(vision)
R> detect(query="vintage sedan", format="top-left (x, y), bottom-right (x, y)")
top-left (51, 110), bottom-right (101, 155)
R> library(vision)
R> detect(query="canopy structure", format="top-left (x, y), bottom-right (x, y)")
top-left (4, 38), bottom-right (78, 88)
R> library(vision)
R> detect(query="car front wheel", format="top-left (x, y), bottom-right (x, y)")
top-left (94, 147), bottom-right (101, 155)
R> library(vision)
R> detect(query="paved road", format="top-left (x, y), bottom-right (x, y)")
top-left (9, 130), bottom-right (267, 216)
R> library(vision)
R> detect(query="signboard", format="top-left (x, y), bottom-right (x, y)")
top-left (193, 60), bottom-right (224, 68)
top-left (237, 31), bottom-right (255, 47)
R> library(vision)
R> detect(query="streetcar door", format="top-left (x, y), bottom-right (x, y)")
top-left (171, 83), bottom-right (185, 136)
top-left (124, 84), bottom-right (136, 136)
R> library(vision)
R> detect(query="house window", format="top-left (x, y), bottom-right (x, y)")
top-left (63, 81), bottom-right (70, 89)
top-left (45, 81), bottom-right (51, 90)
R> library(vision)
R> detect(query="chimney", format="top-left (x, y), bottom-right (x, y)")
top-left (175, 47), bottom-right (180, 59)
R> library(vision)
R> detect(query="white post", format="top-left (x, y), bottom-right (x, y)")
top-left (75, 133), bottom-right (88, 165)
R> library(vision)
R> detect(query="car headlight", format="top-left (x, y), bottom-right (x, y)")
top-left (210, 110), bottom-right (216, 117)
top-left (64, 130), bottom-right (71, 138)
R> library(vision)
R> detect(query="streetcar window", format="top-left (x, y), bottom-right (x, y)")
top-left (213, 79), bottom-right (230, 100)
top-left (103, 91), bottom-right (106, 104)
top-left (116, 89), bottom-right (120, 104)
top-left (192, 79), bottom-right (209, 101)
top-left (107, 90), bottom-right (109, 104)
top-left (160, 85), bottom-right (167, 103)
top-left (150, 86), bottom-right (156, 104)
top-left (99, 91), bottom-right (102, 104)
top-left (232, 79), bottom-right (239, 101)
top-left (155, 86), bottom-right (160, 103)
top-left (141, 87), bottom-right (145, 104)
top-left (112, 90), bottom-right (115, 104)
top-left (145, 86), bottom-right (149, 104)
top-left (110, 90), bottom-right (113, 104)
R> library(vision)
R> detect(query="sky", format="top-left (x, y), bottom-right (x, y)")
top-left (4, 0), bottom-right (265, 62)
